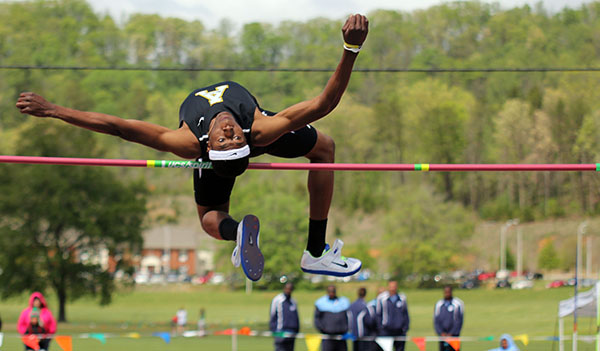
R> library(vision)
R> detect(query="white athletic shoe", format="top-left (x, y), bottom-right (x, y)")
top-left (230, 215), bottom-right (264, 281)
top-left (231, 246), bottom-right (240, 267)
top-left (300, 239), bottom-right (362, 277)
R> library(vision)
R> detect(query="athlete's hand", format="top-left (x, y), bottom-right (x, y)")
top-left (16, 92), bottom-right (57, 117)
top-left (342, 14), bottom-right (368, 47)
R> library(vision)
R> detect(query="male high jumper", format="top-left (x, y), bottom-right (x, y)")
top-left (16, 14), bottom-right (369, 281)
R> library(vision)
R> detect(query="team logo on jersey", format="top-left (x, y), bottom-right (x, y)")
top-left (195, 85), bottom-right (229, 106)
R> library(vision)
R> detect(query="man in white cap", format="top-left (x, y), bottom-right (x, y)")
top-left (16, 14), bottom-right (368, 281)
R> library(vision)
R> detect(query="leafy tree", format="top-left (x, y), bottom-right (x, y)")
top-left (6, 0), bottom-right (600, 281)
top-left (0, 122), bottom-right (146, 322)
top-left (343, 241), bottom-right (376, 272)
top-left (400, 79), bottom-right (473, 200)
top-left (383, 184), bottom-right (474, 279)
top-left (505, 248), bottom-right (516, 271)
top-left (218, 169), bottom-right (308, 288)
top-left (493, 99), bottom-right (534, 212)
top-left (537, 238), bottom-right (561, 270)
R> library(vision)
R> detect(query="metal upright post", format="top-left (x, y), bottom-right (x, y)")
top-left (595, 280), bottom-right (599, 351)
top-left (246, 278), bottom-right (253, 295)
top-left (587, 236), bottom-right (592, 279)
top-left (517, 227), bottom-right (523, 279)
top-left (232, 327), bottom-right (238, 351)
top-left (500, 219), bottom-right (518, 273)
top-left (574, 221), bottom-right (588, 351)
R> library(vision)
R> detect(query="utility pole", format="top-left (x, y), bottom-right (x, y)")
top-left (500, 219), bottom-right (519, 272)
top-left (517, 227), bottom-right (523, 279)
top-left (586, 236), bottom-right (592, 279)
top-left (574, 221), bottom-right (588, 351)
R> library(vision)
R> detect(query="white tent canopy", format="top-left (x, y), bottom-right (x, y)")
top-left (557, 282), bottom-right (599, 351)
top-left (559, 284), bottom-right (598, 318)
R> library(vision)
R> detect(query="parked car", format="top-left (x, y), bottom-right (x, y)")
top-left (135, 273), bottom-right (149, 284)
top-left (192, 271), bottom-right (214, 285)
top-left (149, 274), bottom-right (165, 284)
top-left (563, 278), bottom-right (597, 287)
top-left (209, 273), bottom-right (225, 284)
top-left (546, 280), bottom-right (566, 288)
top-left (526, 272), bottom-right (544, 280)
top-left (478, 271), bottom-right (496, 281)
top-left (496, 270), bottom-right (510, 280)
top-left (461, 278), bottom-right (481, 290)
top-left (496, 279), bottom-right (511, 289)
top-left (166, 273), bottom-right (179, 283)
top-left (511, 280), bottom-right (534, 290)
top-left (580, 278), bottom-right (598, 287)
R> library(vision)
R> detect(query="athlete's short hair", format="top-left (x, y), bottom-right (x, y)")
top-left (211, 157), bottom-right (249, 178)
top-left (209, 144), bottom-right (250, 178)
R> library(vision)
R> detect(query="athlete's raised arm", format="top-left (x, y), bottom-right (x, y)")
top-left (251, 14), bottom-right (368, 146)
top-left (15, 92), bottom-right (201, 159)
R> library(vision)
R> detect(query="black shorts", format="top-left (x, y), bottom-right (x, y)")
top-left (194, 116), bottom-right (318, 207)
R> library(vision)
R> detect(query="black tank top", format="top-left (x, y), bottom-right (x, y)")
top-left (178, 81), bottom-right (259, 158)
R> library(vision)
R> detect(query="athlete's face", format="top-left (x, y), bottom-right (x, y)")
top-left (283, 283), bottom-right (294, 297)
top-left (207, 112), bottom-right (247, 151)
top-left (444, 286), bottom-right (453, 300)
top-left (388, 281), bottom-right (398, 295)
top-left (327, 285), bottom-right (337, 299)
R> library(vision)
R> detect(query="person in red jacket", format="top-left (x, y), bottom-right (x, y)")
top-left (18, 292), bottom-right (57, 350)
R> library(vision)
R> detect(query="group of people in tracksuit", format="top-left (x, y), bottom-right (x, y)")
top-left (269, 282), bottom-right (464, 351)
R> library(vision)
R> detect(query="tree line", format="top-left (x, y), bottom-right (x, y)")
top-left (1, 0), bottom-right (600, 315)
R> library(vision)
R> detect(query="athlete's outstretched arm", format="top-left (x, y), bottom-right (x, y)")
top-left (252, 14), bottom-right (368, 146)
top-left (15, 92), bottom-right (201, 159)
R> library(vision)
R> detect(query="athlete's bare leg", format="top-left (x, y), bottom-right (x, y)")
top-left (304, 130), bottom-right (335, 220)
top-left (196, 203), bottom-right (231, 240)
top-left (300, 131), bottom-right (361, 276)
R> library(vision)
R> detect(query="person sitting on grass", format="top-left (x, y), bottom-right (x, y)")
top-left (24, 309), bottom-right (49, 351)
top-left (18, 292), bottom-right (56, 351)
top-left (488, 334), bottom-right (519, 351)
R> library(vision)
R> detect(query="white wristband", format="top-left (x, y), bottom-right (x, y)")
top-left (343, 42), bottom-right (361, 53)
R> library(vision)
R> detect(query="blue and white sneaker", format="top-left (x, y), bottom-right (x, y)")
top-left (230, 215), bottom-right (264, 281)
top-left (300, 239), bottom-right (362, 277)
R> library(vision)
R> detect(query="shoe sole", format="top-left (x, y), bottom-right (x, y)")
top-left (301, 263), bottom-right (362, 277)
top-left (240, 215), bottom-right (264, 281)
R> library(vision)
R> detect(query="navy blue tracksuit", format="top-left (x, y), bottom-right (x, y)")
top-left (270, 293), bottom-right (300, 351)
top-left (375, 292), bottom-right (409, 351)
top-left (349, 298), bottom-right (376, 351)
top-left (434, 298), bottom-right (464, 351)
top-left (314, 296), bottom-right (351, 351)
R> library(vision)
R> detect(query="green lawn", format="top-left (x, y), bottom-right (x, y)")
top-left (0, 282), bottom-right (595, 351)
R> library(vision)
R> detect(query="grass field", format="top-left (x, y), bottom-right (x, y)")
top-left (0, 282), bottom-right (596, 351)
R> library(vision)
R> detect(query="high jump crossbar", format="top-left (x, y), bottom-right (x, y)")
top-left (0, 156), bottom-right (599, 172)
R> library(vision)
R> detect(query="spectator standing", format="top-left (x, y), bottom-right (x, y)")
top-left (176, 307), bottom-right (187, 335)
top-left (17, 292), bottom-right (56, 350)
top-left (270, 282), bottom-right (300, 351)
top-left (434, 286), bottom-right (464, 351)
top-left (349, 287), bottom-right (375, 351)
top-left (375, 281), bottom-right (409, 351)
top-left (197, 308), bottom-right (206, 337)
top-left (314, 285), bottom-right (351, 351)
top-left (368, 288), bottom-right (385, 351)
